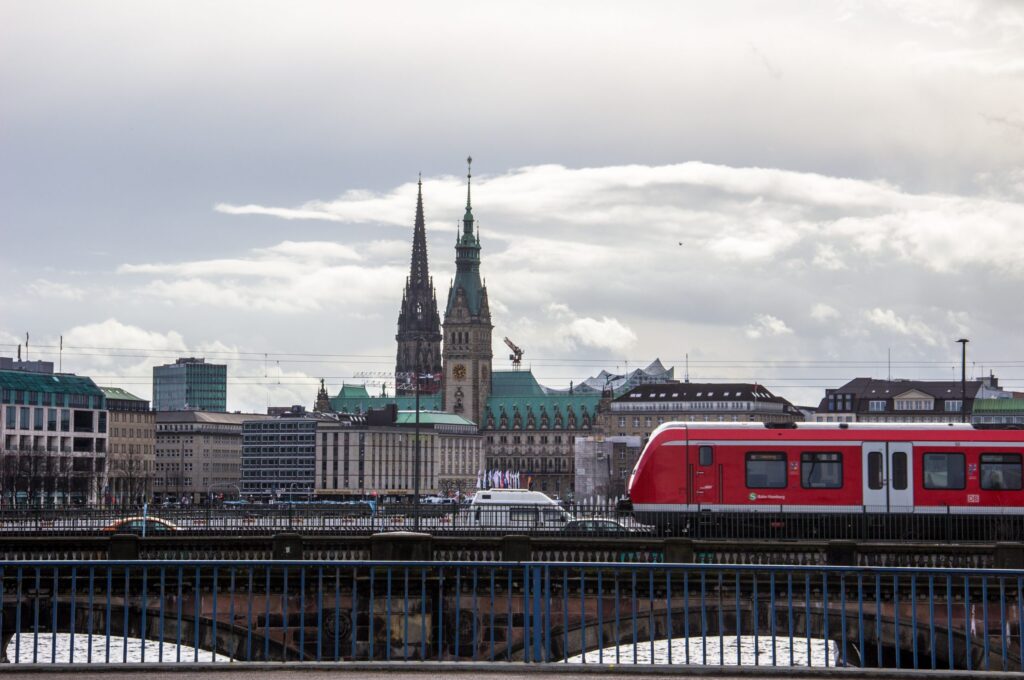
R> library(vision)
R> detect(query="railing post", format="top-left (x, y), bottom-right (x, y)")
top-left (827, 539), bottom-right (858, 566)
top-left (501, 535), bottom-right (532, 562)
top-left (994, 542), bottom-right (1024, 569)
top-left (108, 533), bottom-right (139, 560)
top-left (273, 532), bottom-right (303, 560)
top-left (370, 531), bottom-right (432, 561)
top-left (663, 537), bottom-right (694, 563)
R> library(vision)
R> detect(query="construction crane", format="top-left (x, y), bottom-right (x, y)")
top-left (503, 337), bottom-right (524, 371)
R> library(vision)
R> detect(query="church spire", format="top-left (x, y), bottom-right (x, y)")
top-left (463, 156), bottom-right (474, 234)
top-left (410, 173), bottom-right (429, 287)
top-left (396, 174), bottom-right (443, 395)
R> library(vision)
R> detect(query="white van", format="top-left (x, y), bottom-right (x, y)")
top-left (468, 489), bottom-right (572, 529)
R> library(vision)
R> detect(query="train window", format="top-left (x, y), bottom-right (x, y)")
top-left (699, 445), bottom-right (713, 466)
top-left (745, 452), bottom-right (787, 489)
top-left (867, 451), bottom-right (883, 490)
top-left (891, 451), bottom-right (908, 490)
top-left (922, 452), bottom-right (966, 490)
top-left (801, 452), bottom-right (842, 489)
top-left (980, 454), bottom-right (1023, 491)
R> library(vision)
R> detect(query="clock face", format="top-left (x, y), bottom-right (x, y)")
top-left (453, 363), bottom-right (467, 381)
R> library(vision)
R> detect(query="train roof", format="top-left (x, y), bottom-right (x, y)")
top-left (648, 420), bottom-right (1024, 442)
top-left (659, 422), bottom-right (977, 431)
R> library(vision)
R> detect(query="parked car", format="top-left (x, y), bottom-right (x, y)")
top-left (420, 496), bottom-right (457, 505)
top-left (562, 518), bottom-right (634, 535)
top-left (102, 517), bottom-right (179, 535)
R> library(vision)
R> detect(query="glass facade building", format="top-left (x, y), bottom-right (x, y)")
top-left (153, 358), bottom-right (227, 412)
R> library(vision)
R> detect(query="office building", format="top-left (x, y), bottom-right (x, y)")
top-left (153, 357), bottom-right (227, 412)
top-left (0, 365), bottom-right (108, 506)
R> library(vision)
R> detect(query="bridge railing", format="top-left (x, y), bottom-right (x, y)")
top-left (0, 503), bottom-right (1021, 542)
top-left (2, 559), bottom-right (1023, 671)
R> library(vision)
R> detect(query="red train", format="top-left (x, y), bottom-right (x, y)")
top-left (627, 423), bottom-right (1024, 528)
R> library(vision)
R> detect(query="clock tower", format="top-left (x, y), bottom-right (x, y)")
top-left (442, 157), bottom-right (493, 425)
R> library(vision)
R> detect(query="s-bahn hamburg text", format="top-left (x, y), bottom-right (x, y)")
top-left (627, 422), bottom-right (1024, 523)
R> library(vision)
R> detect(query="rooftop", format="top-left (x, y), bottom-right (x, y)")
top-left (0, 369), bottom-right (104, 397)
top-left (973, 399), bottom-right (1024, 413)
top-left (156, 410), bottom-right (274, 425)
top-left (616, 382), bottom-right (789, 404)
top-left (395, 410), bottom-right (478, 428)
top-left (99, 386), bottom-right (147, 402)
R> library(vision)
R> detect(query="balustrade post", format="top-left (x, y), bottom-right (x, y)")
top-left (663, 537), bottom-right (694, 563)
top-left (994, 542), bottom-right (1024, 569)
top-left (108, 532), bottom-right (139, 560)
top-left (273, 532), bottom-right (303, 560)
top-left (827, 539), bottom-right (858, 566)
top-left (501, 534), bottom-right (532, 562)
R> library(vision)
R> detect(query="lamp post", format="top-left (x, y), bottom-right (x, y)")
top-left (957, 338), bottom-right (969, 423)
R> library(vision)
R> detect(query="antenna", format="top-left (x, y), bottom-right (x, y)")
top-left (684, 353), bottom-right (690, 383)
top-left (59, 335), bottom-right (63, 373)
top-left (887, 347), bottom-right (891, 381)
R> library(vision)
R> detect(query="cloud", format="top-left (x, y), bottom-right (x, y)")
top-left (27, 319), bottom-right (319, 410)
top-left (119, 240), bottom-right (404, 313)
top-left (562, 316), bottom-right (638, 352)
top-left (25, 279), bottom-right (85, 301)
top-left (811, 303), bottom-right (840, 322)
top-left (813, 244), bottom-right (847, 270)
top-left (545, 303), bottom-right (637, 352)
top-left (864, 308), bottom-right (938, 346)
top-left (746, 314), bottom-right (794, 339)
top-left (215, 162), bottom-right (1024, 278)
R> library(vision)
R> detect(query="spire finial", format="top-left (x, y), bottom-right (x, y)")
top-left (466, 156), bottom-right (473, 210)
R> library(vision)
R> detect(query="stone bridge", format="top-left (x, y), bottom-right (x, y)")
top-left (3, 561), bottom-right (1020, 670)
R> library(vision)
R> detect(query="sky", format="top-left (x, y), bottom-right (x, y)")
top-left (2, 0), bottom-right (1023, 412)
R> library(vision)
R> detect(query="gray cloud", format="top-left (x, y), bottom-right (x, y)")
top-left (3, 1), bottom-right (1024, 409)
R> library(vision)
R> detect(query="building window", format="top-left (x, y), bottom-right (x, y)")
top-left (745, 452), bottom-right (787, 489)
top-left (868, 400), bottom-right (885, 412)
top-left (922, 452), bottom-right (965, 490)
top-left (896, 399), bottom-right (931, 411)
top-left (945, 400), bottom-right (963, 413)
top-left (980, 453), bottom-right (1022, 491)
top-left (801, 452), bottom-right (843, 489)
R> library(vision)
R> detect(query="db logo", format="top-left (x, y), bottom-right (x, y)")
top-left (748, 493), bottom-right (758, 502)
top-left (967, 494), bottom-right (980, 504)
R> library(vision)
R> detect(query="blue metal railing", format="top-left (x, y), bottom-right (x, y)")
top-left (1, 560), bottom-right (1022, 671)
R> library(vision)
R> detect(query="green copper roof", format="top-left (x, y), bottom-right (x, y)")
top-left (329, 394), bottom-right (443, 414)
top-left (491, 370), bottom-right (547, 397)
top-left (485, 392), bottom-right (601, 431)
top-left (0, 370), bottom-right (104, 398)
top-left (337, 384), bottom-right (371, 399)
top-left (100, 386), bottom-right (146, 401)
top-left (973, 399), bottom-right (1024, 413)
top-left (395, 410), bottom-right (477, 428)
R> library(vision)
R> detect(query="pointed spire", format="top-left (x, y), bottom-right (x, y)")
top-left (463, 155), bottom-right (474, 234)
top-left (409, 174), bottom-right (429, 287)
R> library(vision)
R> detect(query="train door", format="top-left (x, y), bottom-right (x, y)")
top-left (861, 442), bottom-right (914, 511)
top-left (690, 444), bottom-right (720, 506)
